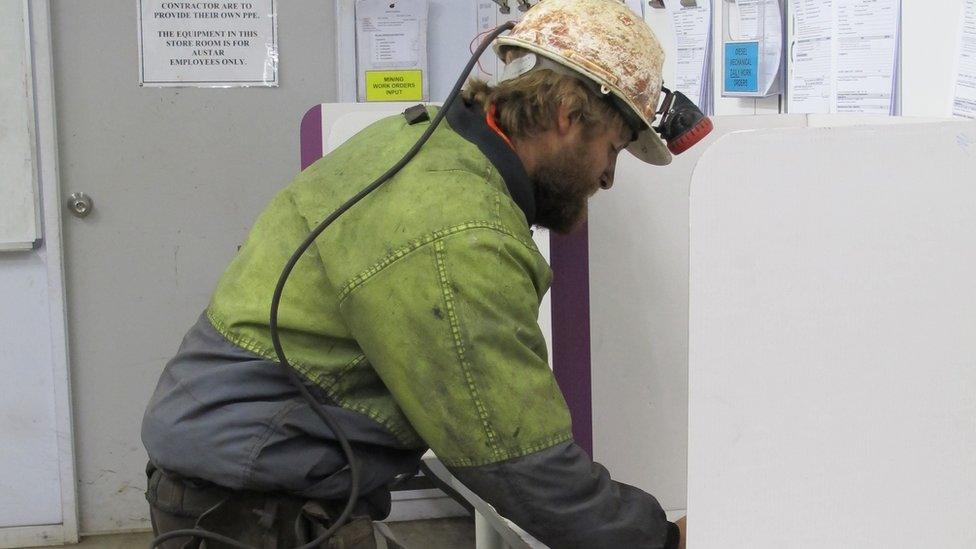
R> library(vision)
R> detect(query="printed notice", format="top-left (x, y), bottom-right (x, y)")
top-left (473, 2), bottom-right (524, 84)
top-left (365, 70), bottom-right (424, 101)
top-left (356, 0), bottom-right (429, 102)
top-left (725, 42), bottom-right (759, 93)
top-left (787, 0), bottom-right (900, 114)
top-left (832, 0), bottom-right (900, 114)
top-left (138, 0), bottom-right (278, 87)
top-left (722, 0), bottom-right (782, 97)
top-left (671, 0), bottom-right (713, 111)
top-left (952, 0), bottom-right (976, 119)
top-left (789, 0), bottom-right (832, 113)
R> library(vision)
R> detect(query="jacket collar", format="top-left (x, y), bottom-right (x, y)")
top-left (446, 98), bottom-right (536, 227)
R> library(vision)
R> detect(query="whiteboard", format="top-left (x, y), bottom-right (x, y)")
top-left (0, 0), bottom-right (40, 250)
top-left (688, 120), bottom-right (976, 547)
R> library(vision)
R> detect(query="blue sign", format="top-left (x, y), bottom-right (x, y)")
top-left (724, 41), bottom-right (759, 93)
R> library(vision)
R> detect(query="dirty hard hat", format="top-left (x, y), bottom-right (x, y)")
top-left (494, 0), bottom-right (671, 165)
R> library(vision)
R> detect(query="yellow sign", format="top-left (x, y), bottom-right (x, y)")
top-left (365, 70), bottom-right (424, 102)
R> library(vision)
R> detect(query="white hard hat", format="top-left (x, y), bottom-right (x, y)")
top-left (494, 0), bottom-right (671, 165)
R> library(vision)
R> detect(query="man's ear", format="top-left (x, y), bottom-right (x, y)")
top-left (555, 103), bottom-right (576, 136)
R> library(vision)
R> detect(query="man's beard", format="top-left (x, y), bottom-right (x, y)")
top-left (531, 140), bottom-right (597, 234)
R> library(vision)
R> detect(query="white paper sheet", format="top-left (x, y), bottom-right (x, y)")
top-left (730, 0), bottom-right (761, 41)
top-left (670, 0), bottom-right (712, 110)
top-left (789, 0), bottom-right (832, 113)
top-left (832, 0), bottom-right (900, 114)
top-left (138, 0), bottom-right (278, 87)
top-left (355, 0), bottom-right (429, 101)
top-left (759, 0), bottom-right (783, 95)
top-left (788, 0), bottom-right (900, 114)
top-left (474, 2), bottom-right (525, 84)
top-left (723, 0), bottom-right (781, 98)
top-left (952, 0), bottom-right (976, 119)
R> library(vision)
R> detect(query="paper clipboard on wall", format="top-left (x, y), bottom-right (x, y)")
top-left (355, 0), bottom-right (430, 102)
top-left (721, 0), bottom-right (784, 97)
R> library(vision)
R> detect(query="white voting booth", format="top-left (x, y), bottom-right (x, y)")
top-left (687, 120), bottom-right (976, 547)
top-left (591, 116), bottom-right (976, 547)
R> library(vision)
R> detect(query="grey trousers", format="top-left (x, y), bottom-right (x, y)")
top-left (146, 464), bottom-right (403, 549)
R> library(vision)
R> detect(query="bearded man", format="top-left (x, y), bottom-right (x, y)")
top-left (142, 1), bottom-right (686, 547)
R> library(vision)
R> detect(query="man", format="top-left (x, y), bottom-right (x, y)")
top-left (143, 0), bottom-right (687, 547)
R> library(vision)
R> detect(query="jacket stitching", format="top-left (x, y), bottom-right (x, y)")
top-left (424, 168), bottom-right (476, 174)
top-left (337, 221), bottom-right (538, 303)
top-left (433, 239), bottom-right (502, 461)
top-left (207, 309), bottom-right (367, 390)
top-left (288, 359), bottom-right (421, 446)
top-left (205, 309), bottom-right (422, 447)
top-left (438, 432), bottom-right (573, 468)
top-left (287, 358), bottom-right (420, 445)
top-left (487, 163), bottom-right (502, 221)
top-left (320, 354), bottom-right (368, 388)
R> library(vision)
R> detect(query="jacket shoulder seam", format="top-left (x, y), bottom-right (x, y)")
top-left (205, 310), bottom-right (422, 446)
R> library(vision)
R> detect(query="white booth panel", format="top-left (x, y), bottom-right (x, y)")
top-left (588, 115), bottom-right (807, 514)
top-left (688, 121), bottom-right (976, 547)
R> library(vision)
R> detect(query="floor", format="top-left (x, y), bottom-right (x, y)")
top-left (36, 517), bottom-right (475, 549)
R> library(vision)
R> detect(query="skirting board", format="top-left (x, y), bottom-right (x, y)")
top-left (0, 524), bottom-right (77, 549)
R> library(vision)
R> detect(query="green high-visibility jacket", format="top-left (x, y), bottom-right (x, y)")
top-left (207, 103), bottom-right (572, 467)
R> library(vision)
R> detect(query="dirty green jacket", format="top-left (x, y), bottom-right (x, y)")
top-left (208, 103), bottom-right (572, 468)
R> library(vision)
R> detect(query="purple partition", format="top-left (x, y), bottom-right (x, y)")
top-left (299, 105), bottom-right (592, 455)
top-left (300, 105), bottom-right (323, 171)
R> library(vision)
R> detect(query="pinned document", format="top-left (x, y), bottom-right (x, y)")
top-left (951, 0), bottom-right (976, 119)
top-left (355, 0), bottom-right (429, 102)
top-left (729, 0), bottom-right (761, 40)
top-left (722, 0), bottom-right (784, 97)
top-left (669, 0), bottom-right (713, 113)
top-left (833, 0), bottom-right (900, 115)
top-left (787, 0), bottom-right (901, 115)
top-left (138, 0), bottom-right (279, 87)
top-left (788, 0), bottom-right (831, 113)
top-left (473, 2), bottom-right (525, 84)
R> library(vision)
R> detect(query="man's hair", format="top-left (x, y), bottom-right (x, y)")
top-left (462, 69), bottom-right (628, 141)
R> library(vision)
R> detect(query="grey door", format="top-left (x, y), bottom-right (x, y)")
top-left (52, 1), bottom-right (336, 533)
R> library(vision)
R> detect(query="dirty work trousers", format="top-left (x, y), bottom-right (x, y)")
top-left (146, 464), bottom-right (403, 549)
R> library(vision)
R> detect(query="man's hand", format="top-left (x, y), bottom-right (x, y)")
top-left (676, 516), bottom-right (687, 549)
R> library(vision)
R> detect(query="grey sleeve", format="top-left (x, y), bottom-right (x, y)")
top-left (449, 440), bottom-right (680, 549)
